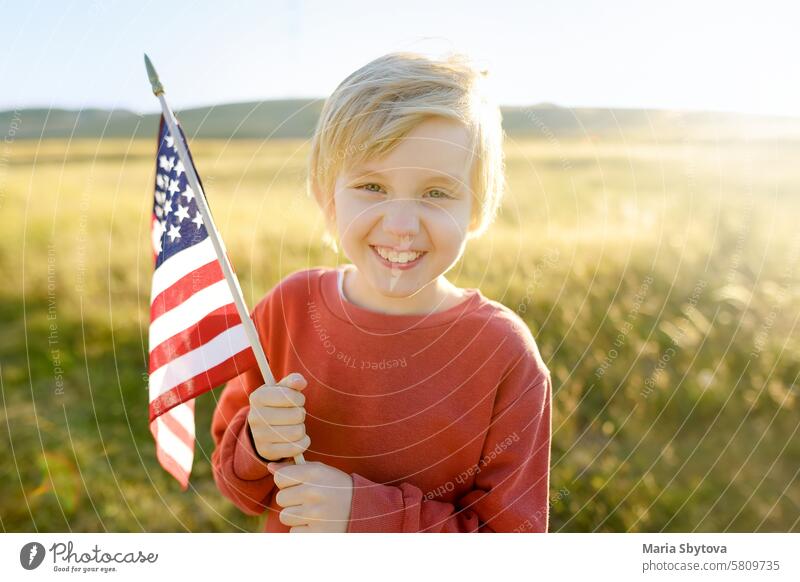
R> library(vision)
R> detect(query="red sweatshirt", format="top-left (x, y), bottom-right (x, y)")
top-left (210, 266), bottom-right (552, 532)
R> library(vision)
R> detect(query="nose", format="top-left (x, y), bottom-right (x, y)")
top-left (381, 199), bottom-right (419, 243)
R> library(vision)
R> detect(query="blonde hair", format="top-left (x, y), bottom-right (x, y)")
top-left (307, 52), bottom-right (505, 252)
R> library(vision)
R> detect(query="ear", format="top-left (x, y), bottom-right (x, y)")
top-left (329, 200), bottom-right (337, 224)
top-left (311, 180), bottom-right (336, 225)
top-left (324, 196), bottom-right (337, 230)
top-left (319, 189), bottom-right (339, 253)
top-left (467, 208), bottom-right (480, 234)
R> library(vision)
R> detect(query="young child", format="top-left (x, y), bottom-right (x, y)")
top-left (211, 52), bottom-right (552, 533)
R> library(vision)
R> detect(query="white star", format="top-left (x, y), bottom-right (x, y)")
top-left (163, 198), bottom-right (173, 215)
top-left (165, 135), bottom-right (175, 149)
top-left (191, 211), bottom-right (203, 229)
top-left (181, 185), bottom-right (195, 202)
top-left (154, 205), bottom-right (163, 218)
top-left (167, 224), bottom-right (181, 242)
top-left (167, 179), bottom-right (180, 196)
top-left (151, 220), bottom-right (165, 253)
top-left (174, 159), bottom-right (185, 177)
top-left (175, 204), bottom-right (190, 223)
top-left (158, 155), bottom-right (172, 171)
top-left (155, 189), bottom-right (166, 204)
top-left (156, 174), bottom-right (166, 189)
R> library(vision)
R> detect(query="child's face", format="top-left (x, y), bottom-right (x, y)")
top-left (332, 117), bottom-right (473, 299)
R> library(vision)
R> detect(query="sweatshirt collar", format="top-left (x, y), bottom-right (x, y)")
top-left (320, 265), bottom-right (484, 331)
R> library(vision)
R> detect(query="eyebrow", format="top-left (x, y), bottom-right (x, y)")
top-left (351, 168), bottom-right (466, 186)
top-left (351, 168), bottom-right (389, 180)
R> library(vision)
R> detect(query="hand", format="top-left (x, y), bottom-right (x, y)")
top-left (247, 373), bottom-right (310, 461)
top-left (268, 460), bottom-right (354, 533)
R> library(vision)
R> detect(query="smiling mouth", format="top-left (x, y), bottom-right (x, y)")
top-left (369, 245), bottom-right (427, 268)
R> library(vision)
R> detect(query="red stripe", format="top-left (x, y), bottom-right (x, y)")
top-left (157, 446), bottom-right (191, 490)
top-left (160, 406), bottom-right (195, 449)
top-left (150, 260), bottom-right (224, 320)
top-left (149, 346), bottom-right (257, 423)
top-left (150, 418), bottom-right (191, 491)
top-left (148, 303), bottom-right (243, 373)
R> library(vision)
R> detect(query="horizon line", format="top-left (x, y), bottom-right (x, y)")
top-left (2, 98), bottom-right (800, 121)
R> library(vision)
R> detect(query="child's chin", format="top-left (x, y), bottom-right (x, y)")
top-left (367, 269), bottom-right (428, 298)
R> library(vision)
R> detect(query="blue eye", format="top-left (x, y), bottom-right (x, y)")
top-left (425, 189), bottom-right (452, 199)
top-left (359, 183), bottom-right (385, 193)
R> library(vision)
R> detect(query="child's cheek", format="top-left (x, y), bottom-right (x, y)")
top-left (427, 205), bottom-right (470, 240)
top-left (333, 195), bottom-right (369, 231)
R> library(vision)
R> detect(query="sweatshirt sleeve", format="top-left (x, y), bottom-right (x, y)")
top-left (210, 299), bottom-right (277, 516)
top-left (346, 346), bottom-right (552, 533)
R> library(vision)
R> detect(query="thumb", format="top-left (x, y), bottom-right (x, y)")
top-left (267, 460), bottom-right (293, 474)
top-left (276, 372), bottom-right (308, 392)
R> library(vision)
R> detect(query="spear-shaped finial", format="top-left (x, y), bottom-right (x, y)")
top-left (144, 54), bottom-right (164, 96)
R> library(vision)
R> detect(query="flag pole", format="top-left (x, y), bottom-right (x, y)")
top-left (144, 54), bottom-right (305, 465)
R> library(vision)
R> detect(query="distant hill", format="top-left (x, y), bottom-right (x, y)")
top-left (3, 99), bottom-right (799, 141)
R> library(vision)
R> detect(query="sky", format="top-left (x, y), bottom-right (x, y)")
top-left (2, 0), bottom-right (800, 116)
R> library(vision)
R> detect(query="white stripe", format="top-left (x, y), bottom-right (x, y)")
top-left (149, 279), bottom-right (234, 351)
top-left (151, 237), bottom-right (217, 301)
top-left (165, 402), bottom-right (196, 439)
top-left (148, 324), bottom-right (250, 399)
top-left (156, 417), bottom-right (194, 472)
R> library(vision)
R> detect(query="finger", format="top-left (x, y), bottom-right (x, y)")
top-left (279, 505), bottom-right (313, 527)
top-left (271, 457), bottom-right (314, 489)
top-left (289, 525), bottom-right (311, 533)
top-left (249, 405), bottom-right (305, 427)
top-left (251, 423), bottom-right (305, 445)
top-left (261, 435), bottom-right (311, 463)
top-left (267, 460), bottom-right (293, 475)
top-left (275, 483), bottom-right (316, 508)
top-left (276, 373), bottom-right (308, 392)
top-left (249, 385), bottom-right (305, 408)
top-left (248, 373), bottom-right (307, 408)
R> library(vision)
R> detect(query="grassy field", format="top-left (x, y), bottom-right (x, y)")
top-left (1, 133), bottom-right (798, 532)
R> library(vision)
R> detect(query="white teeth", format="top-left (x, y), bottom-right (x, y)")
top-left (374, 246), bottom-right (423, 264)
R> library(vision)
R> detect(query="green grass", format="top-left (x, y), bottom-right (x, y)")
top-left (1, 135), bottom-right (798, 532)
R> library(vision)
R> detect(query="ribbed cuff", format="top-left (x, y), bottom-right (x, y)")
top-left (346, 473), bottom-right (406, 532)
top-left (232, 408), bottom-right (271, 481)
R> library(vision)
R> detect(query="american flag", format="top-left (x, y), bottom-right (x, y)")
top-left (148, 117), bottom-right (257, 489)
